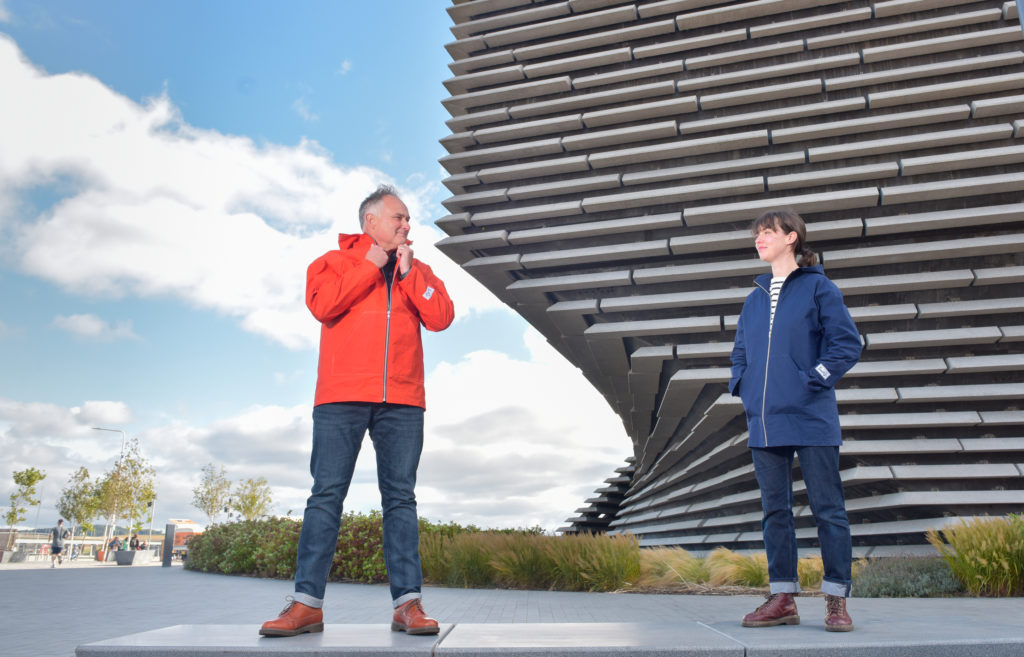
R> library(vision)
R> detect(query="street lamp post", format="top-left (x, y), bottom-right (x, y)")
top-left (92, 427), bottom-right (127, 556)
top-left (147, 497), bottom-right (156, 555)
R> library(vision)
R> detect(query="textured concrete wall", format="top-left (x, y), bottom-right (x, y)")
top-left (438, 0), bottom-right (1024, 555)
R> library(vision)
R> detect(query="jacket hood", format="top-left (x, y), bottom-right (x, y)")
top-left (337, 233), bottom-right (415, 251)
top-left (754, 263), bottom-right (824, 288)
top-left (338, 233), bottom-right (371, 251)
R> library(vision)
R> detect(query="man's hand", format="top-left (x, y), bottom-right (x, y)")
top-left (396, 243), bottom-right (413, 276)
top-left (365, 243), bottom-right (388, 269)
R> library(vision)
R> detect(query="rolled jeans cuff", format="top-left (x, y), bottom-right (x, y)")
top-left (393, 592), bottom-right (421, 608)
top-left (821, 579), bottom-right (851, 597)
top-left (292, 592), bottom-right (323, 609)
top-left (769, 580), bottom-right (801, 594)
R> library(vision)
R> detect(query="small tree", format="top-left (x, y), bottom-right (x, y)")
top-left (192, 463), bottom-right (231, 525)
top-left (118, 440), bottom-right (156, 536)
top-left (233, 476), bottom-right (273, 521)
top-left (95, 439), bottom-right (155, 547)
top-left (56, 467), bottom-right (101, 552)
top-left (95, 469), bottom-right (127, 546)
top-left (4, 467), bottom-right (47, 551)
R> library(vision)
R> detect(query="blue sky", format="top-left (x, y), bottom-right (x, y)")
top-left (0, 1), bottom-right (630, 532)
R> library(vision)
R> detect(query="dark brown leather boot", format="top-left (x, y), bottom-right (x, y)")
top-left (742, 592), bottom-right (800, 627)
top-left (824, 594), bottom-right (854, 632)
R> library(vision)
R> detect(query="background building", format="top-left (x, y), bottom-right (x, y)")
top-left (437, 0), bottom-right (1024, 555)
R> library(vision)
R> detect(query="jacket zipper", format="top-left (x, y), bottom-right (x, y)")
top-left (382, 262), bottom-right (398, 403)
top-left (757, 280), bottom-right (772, 447)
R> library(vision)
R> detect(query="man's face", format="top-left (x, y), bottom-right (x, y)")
top-left (364, 195), bottom-right (410, 252)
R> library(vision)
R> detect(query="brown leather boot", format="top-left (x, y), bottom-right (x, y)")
top-left (391, 599), bottom-right (440, 635)
top-left (259, 598), bottom-right (324, 637)
top-left (824, 594), bottom-right (854, 632)
top-left (742, 593), bottom-right (800, 627)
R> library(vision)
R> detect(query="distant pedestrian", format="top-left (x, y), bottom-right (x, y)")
top-left (730, 209), bottom-right (861, 632)
top-left (48, 519), bottom-right (70, 568)
top-left (107, 535), bottom-right (122, 560)
top-left (129, 534), bottom-right (140, 550)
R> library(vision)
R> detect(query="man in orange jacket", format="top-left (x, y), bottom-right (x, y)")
top-left (261, 185), bottom-right (454, 638)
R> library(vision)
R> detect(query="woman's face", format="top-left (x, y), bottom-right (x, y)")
top-left (754, 223), bottom-right (797, 264)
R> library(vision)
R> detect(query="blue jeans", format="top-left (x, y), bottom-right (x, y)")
top-left (750, 445), bottom-right (852, 598)
top-left (293, 402), bottom-right (424, 608)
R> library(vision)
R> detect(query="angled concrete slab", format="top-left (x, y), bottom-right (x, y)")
top-left (705, 601), bottom-right (1024, 657)
top-left (76, 624), bottom-right (450, 657)
top-left (435, 622), bottom-right (741, 656)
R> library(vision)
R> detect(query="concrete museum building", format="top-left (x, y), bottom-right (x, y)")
top-left (435, 0), bottom-right (1024, 555)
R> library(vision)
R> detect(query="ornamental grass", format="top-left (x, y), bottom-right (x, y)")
top-left (925, 515), bottom-right (1024, 597)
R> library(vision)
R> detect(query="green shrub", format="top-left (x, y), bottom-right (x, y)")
top-left (926, 515), bottom-right (1024, 597)
top-left (185, 517), bottom-right (300, 578)
top-left (332, 510), bottom-right (387, 583)
top-left (853, 555), bottom-right (963, 598)
top-left (187, 512), bottom-right (413, 583)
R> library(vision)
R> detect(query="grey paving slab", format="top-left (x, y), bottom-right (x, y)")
top-left (77, 624), bottom-right (448, 657)
top-left (4, 561), bottom-right (1024, 657)
top-left (436, 622), bottom-right (740, 656)
top-left (706, 597), bottom-right (1024, 656)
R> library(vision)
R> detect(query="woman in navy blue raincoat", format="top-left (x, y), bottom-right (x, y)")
top-left (729, 209), bottom-right (861, 632)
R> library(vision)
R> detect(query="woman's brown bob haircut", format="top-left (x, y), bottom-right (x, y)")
top-left (751, 209), bottom-right (819, 267)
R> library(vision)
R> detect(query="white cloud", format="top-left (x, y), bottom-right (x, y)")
top-left (0, 35), bottom-right (504, 352)
top-left (337, 60), bottom-right (352, 75)
top-left (291, 97), bottom-right (319, 122)
top-left (52, 313), bottom-right (139, 341)
top-left (0, 326), bottom-right (630, 532)
top-left (73, 401), bottom-right (133, 426)
top-left (418, 327), bottom-right (630, 529)
top-left (0, 1), bottom-right (9, 23)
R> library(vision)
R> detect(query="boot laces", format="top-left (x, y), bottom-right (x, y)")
top-left (756, 593), bottom-right (781, 612)
top-left (825, 595), bottom-right (845, 616)
top-left (279, 595), bottom-right (296, 615)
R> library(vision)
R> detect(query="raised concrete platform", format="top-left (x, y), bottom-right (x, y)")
top-left (77, 624), bottom-right (449, 656)
top-left (76, 617), bottom-right (1024, 657)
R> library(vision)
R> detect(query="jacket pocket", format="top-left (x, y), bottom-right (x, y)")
top-left (771, 357), bottom-right (812, 414)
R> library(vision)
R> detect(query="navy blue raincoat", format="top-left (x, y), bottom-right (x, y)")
top-left (729, 265), bottom-right (861, 448)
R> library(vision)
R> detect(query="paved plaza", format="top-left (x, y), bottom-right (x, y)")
top-left (2, 558), bottom-right (1023, 656)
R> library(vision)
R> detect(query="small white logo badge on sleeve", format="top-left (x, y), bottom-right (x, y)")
top-left (423, 286), bottom-right (434, 300)
top-left (815, 363), bottom-right (831, 381)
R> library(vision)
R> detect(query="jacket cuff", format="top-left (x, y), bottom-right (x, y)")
top-left (807, 362), bottom-right (835, 389)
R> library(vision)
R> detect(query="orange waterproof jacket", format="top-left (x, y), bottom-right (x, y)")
top-left (306, 233), bottom-right (455, 409)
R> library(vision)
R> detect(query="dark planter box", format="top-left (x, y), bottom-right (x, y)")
top-left (114, 549), bottom-right (152, 566)
top-left (114, 550), bottom-right (137, 565)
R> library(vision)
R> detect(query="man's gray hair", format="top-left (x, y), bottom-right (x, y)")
top-left (358, 184), bottom-right (401, 229)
